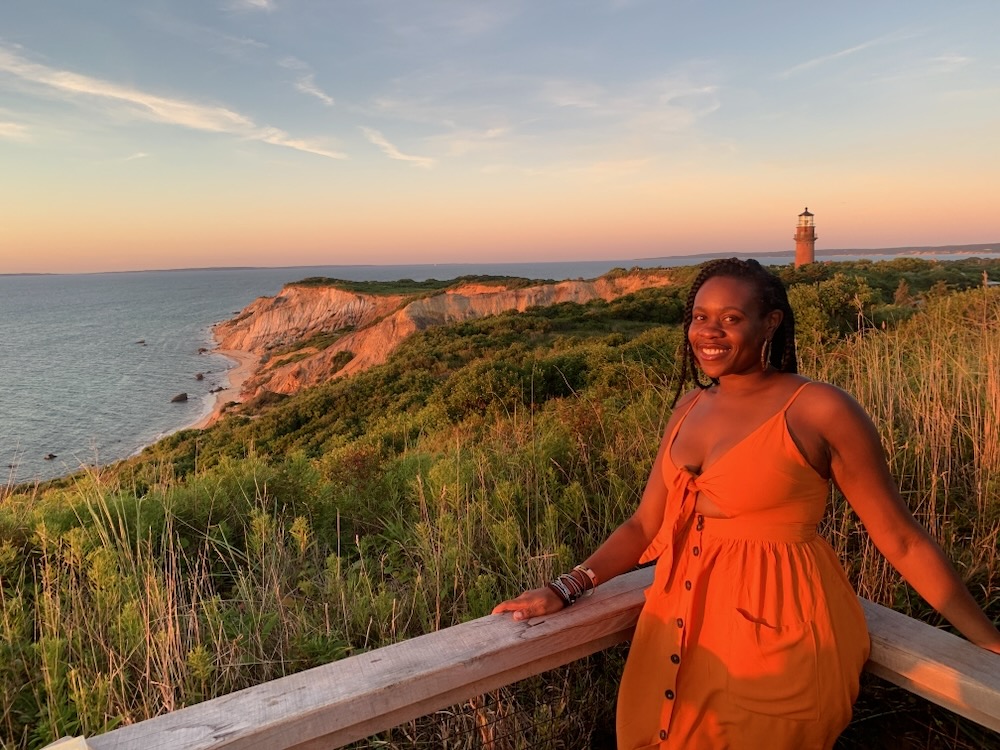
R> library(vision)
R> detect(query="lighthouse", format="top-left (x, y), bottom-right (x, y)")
top-left (794, 208), bottom-right (817, 267)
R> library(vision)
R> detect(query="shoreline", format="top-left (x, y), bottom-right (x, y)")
top-left (191, 348), bottom-right (259, 429)
top-left (10, 346), bottom-right (260, 489)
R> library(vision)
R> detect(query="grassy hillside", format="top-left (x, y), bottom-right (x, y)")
top-left (2, 258), bottom-right (999, 748)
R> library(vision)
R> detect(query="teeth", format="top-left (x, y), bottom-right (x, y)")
top-left (702, 347), bottom-right (725, 355)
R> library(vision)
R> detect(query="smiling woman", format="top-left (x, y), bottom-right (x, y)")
top-left (493, 257), bottom-right (1000, 749)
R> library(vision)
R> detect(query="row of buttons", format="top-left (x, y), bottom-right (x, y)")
top-left (657, 514), bottom-right (705, 743)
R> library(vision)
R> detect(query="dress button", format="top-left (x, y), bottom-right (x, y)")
top-left (665, 689), bottom-right (675, 700)
top-left (659, 730), bottom-right (667, 740)
top-left (684, 580), bottom-right (692, 590)
top-left (671, 653), bottom-right (680, 664)
top-left (692, 546), bottom-right (700, 556)
top-left (676, 617), bottom-right (684, 628)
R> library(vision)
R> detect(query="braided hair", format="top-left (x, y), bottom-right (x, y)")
top-left (673, 258), bottom-right (798, 405)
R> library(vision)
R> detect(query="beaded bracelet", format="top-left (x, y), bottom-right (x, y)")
top-left (547, 579), bottom-right (573, 607)
top-left (547, 566), bottom-right (600, 608)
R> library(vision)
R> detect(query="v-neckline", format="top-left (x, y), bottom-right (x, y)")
top-left (667, 390), bottom-right (793, 477)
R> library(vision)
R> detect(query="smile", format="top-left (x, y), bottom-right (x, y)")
top-left (697, 345), bottom-right (729, 358)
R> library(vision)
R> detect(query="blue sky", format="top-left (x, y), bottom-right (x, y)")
top-left (1, 1), bottom-right (997, 272)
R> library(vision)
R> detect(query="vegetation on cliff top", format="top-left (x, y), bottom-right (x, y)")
top-left (1, 258), bottom-right (999, 748)
top-left (288, 274), bottom-right (555, 295)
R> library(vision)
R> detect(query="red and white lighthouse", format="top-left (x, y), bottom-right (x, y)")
top-left (794, 208), bottom-right (817, 267)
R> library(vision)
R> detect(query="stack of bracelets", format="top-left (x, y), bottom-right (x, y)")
top-left (546, 564), bottom-right (599, 607)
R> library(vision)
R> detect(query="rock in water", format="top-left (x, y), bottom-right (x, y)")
top-left (171, 393), bottom-right (189, 403)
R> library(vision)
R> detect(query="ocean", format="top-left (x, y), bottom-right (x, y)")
top-left (4, 251), bottom-right (998, 484)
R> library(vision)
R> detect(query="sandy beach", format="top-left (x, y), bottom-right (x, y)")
top-left (192, 348), bottom-right (259, 429)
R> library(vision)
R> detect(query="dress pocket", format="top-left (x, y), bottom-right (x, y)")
top-left (726, 608), bottom-right (819, 721)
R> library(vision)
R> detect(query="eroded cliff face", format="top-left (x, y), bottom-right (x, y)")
top-left (214, 287), bottom-right (408, 354)
top-left (215, 272), bottom-right (674, 399)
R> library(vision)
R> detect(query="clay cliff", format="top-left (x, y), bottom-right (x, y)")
top-left (214, 271), bottom-right (674, 400)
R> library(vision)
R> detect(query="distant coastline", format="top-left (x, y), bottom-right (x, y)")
top-left (634, 241), bottom-right (999, 265)
top-left (3, 242), bottom-right (997, 277)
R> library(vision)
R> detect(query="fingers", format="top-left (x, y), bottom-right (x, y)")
top-left (491, 593), bottom-right (535, 617)
top-left (492, 587), bottom-right (562, 620)
top-left (491, 599), bottom-right (534, 620)
top-left (490, 599), bottom-right (520, 615)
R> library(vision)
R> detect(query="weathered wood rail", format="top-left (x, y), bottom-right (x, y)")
top-left (72, 567), bottom-right (1000, 749)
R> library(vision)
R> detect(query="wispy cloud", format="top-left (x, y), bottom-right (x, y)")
top-left (540, 80), bottom-right (605, 109)
top-left (777, 30), bottom-right (919, 79)
top-left (443, 5), bottom-right (515, 36)
top-left (431, 126), bottom-right (509, 158)
top-left (379, 2), bottom-right (518, 39)
top-left (369, 64), bottom-right (718, 138)
top-left (536, 72), bottom-right (719, 137)
top-left (574, 158), bottom-right (652, 178)
top-left (226, 0), bottom-right (275, 11)
top-left (624, 80), bottom-right (719, 133)
top-left (361, 126), bottom-right (434, 167)
top-left (125, 152), bottom-right (149, 160)
top-left (0, 121), bottom-right (30, 141)
top-left (280, 57), bottom-right (335, 106)
top-left (0, 47), bottom-right (345, 160)
top-left (607, 0), bottom-right (644, 10)
top-left (141, 9), bottom-right (268, 63)
top-left (867, 52), bottom-right (974, 86)
top-left (296, 74), bottom-right (334, 106)
top-left (927, 54), bottom-right (972, 74)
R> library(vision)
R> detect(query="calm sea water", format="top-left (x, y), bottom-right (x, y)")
top-left (3, 251), bottom-right (996, 484)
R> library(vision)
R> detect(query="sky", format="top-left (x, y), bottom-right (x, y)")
top-left (1, 1), bottom-right (998, 274)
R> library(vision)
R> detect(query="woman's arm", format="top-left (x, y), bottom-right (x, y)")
top-left (805, 384), bottom-right (1000, 653)
top-left (491, 391), bottom-right (696, 621)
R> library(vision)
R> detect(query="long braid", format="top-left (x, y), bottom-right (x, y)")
top-left (671, 258), bottom-right (798, 406)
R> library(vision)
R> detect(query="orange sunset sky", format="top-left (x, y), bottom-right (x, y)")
top-left (1, 1), bottom-right (997, 274)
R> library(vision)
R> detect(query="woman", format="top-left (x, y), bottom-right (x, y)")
top-left (492, 258), bottom-right (1000, 749)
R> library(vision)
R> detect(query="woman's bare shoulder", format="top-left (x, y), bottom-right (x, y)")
top-left (794, 380), bottom-right (873, 427)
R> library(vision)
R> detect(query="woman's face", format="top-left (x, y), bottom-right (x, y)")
top-left (688, 275), bottom-right (782, 379)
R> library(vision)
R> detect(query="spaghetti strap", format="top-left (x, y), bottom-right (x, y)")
top-left (779, 380), bottom-right (812, 413)
top-left (667, 388), bottom-right (706, 439)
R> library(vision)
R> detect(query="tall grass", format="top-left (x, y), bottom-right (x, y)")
top-left (813, 288), bottom-right (1000, 616)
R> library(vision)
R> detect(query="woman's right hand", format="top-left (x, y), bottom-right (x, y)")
top-left (491, 586), bottom-right (566, 621)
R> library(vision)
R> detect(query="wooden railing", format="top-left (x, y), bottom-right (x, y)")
top-left (76, 568), bottom-right (999, 749)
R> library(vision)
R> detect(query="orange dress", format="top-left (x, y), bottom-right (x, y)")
top-left (616, 383), bottom-right (870, 749)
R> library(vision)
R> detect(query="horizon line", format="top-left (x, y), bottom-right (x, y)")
top-left (2, 242), bottom-right (997, 277)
